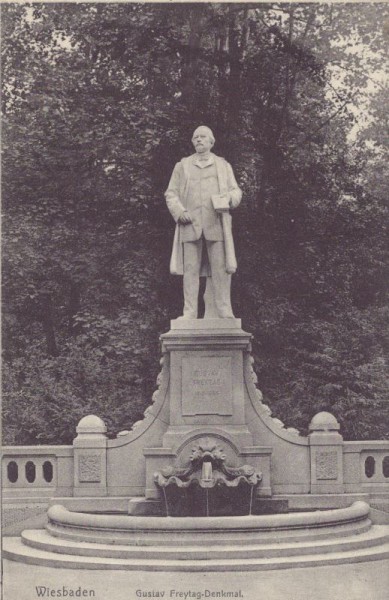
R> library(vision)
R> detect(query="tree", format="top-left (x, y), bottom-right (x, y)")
top-left (2, 3), bottom-right (388, 443)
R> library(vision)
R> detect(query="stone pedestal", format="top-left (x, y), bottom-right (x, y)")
top-left (162, 318), bottom-right (252, 442)
top-left (143, 318), bottom-right (270, 499)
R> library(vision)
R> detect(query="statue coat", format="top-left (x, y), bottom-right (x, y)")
top-left (165, 153), bottom-right (242, 275)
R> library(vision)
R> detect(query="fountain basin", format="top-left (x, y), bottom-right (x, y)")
top-left (45, 501), bottom-right (372, 546)
top-left (5, 502), bottom-right (389, 571)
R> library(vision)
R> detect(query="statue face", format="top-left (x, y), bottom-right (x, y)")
top-left (192, 127), bottom-right (213, 154)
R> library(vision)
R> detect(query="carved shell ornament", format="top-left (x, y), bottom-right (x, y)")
top-left (154, 441), bottom-right (262, 489)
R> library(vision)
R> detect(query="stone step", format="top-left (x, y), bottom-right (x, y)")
top-left (369, 507), bottom-right (389, 524)
top-left (3, 534), bottom-right (389, 572)
top-left (371, 499), bottom-right (389, 513)
top-left (20, 526), bottom-right (389, 561)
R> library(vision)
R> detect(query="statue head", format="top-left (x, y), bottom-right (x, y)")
top-left (192, 126), bottom-right (215, 154)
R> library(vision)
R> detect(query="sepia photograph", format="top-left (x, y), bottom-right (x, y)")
top-left (2, 1), bottom-right (388, 599)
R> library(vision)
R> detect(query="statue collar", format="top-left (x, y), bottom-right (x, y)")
top-left (193, 152), bottom-right (215, 169)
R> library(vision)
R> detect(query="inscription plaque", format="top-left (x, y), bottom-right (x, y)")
top-left (78, 454), bottom-right (101, 483)
top-left (182, 356), bottom-right (233, 416)
top-left (316, 450), bottom-right (338, 480)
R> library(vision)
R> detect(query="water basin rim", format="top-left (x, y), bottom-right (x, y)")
top-left (47, 501), bottom-right (370, 532)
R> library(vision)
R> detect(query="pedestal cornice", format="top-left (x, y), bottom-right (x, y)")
top-left (161, 318), bottom-right (252, 352)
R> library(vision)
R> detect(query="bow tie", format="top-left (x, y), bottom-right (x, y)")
top-left (194, 155), bottom-right (214, 168)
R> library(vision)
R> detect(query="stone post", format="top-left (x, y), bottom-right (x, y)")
top-left (73, 415), bottom-right (107, 497)
top-left (308, 411), bottom-right (344, 494)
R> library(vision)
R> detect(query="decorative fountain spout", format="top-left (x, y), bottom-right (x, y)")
top-left (154, 441), bottom-right (262, 516)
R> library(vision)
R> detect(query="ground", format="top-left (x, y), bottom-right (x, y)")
top-left (2, 558), bottom-right (389, 600)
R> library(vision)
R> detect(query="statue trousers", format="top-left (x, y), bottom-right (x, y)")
top-left (182, 237), bottom-right (234, 319)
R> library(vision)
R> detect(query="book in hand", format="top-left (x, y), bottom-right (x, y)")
top-left (211, 193), bottom-right (230, 212)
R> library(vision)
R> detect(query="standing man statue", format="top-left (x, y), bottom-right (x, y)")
top-left (165, 126), bottom-right (242, 319)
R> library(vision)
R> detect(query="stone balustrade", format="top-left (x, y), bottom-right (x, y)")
top-left (1, 405), bottom-right (388, 509)
top-left (343, 441), bottom-right (389, 493)
top-left (2, 445), bottom-right (73, 499)
top-left (2, 428), bottom-right (388, 500)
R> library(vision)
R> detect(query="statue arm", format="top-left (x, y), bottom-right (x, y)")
top-left (226, 162), bottom-right (242, 209)
top-left (165, 163), bottom-right (186, 222)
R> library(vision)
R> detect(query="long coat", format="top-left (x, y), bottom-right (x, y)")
top-left (165, 153), bottom-right (242, 275)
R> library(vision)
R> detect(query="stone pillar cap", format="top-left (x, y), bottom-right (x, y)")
top-left (76, 415), bottom-right (107, 434)
top-left (309, 411), bottom-right (340, 432)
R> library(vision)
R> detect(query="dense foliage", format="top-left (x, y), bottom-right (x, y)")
top-left (2, 3), bottom-right (388, 444)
